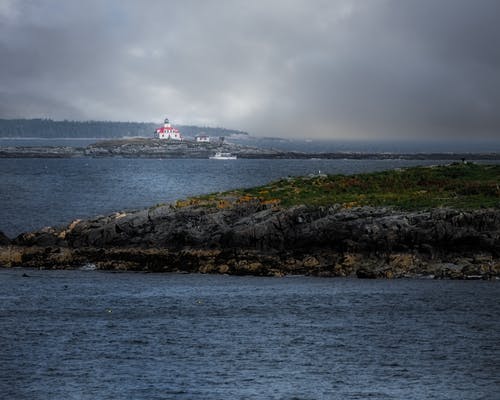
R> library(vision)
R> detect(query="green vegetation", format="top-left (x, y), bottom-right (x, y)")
top-left (176, 163), bottom-right (500, 210)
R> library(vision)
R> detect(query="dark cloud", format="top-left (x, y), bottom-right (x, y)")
top-left (0, 0), bottom-right (499, 139)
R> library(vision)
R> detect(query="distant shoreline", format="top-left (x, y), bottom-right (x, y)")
top-left (0, 136), bottom-right (104, 140)
top-left (1, 138), bottom-right (499, 160)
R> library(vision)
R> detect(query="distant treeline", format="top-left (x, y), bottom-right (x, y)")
top-left (0, 119), bottom-right (248, 138)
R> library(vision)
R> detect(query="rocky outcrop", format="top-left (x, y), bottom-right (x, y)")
top-left (3, 202), bottom-right (499, 279)
top-left (83, 138), bottom-right (283, 158)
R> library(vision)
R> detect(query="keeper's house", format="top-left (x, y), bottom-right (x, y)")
top-left (195, 134), bottom-right (210, 142)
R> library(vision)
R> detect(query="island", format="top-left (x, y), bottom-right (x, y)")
top-left (1, 163), bottom-right (499, 279)
top-left (1, 137), bottom-right (500, 160)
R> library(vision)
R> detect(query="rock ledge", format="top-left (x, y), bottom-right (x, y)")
top-left (1, 203), bottom-right (499, 279)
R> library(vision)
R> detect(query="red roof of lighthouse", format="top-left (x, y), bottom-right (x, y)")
top-left (156, 127), bottom-right (180, 133)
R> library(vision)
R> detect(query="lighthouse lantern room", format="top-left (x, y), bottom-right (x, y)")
top-left (155, 117), bottom-right (182, 140)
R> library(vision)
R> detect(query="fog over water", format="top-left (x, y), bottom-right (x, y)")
top-left (1, 1), bottom-right (499, 140)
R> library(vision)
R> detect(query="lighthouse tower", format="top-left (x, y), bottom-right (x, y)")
top-left (154, 117), bottom-right (182, 140)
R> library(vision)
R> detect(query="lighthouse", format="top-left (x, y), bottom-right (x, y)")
top-left (154, 117), bottom-right (182, 140)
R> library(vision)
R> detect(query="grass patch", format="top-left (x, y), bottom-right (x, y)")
top-left (175, 163), bottom-right (500, 210)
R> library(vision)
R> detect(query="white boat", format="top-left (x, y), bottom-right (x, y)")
top-left (209, 152), bottom-right (237, 160)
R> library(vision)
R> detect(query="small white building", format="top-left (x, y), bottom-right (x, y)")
top-left (154, 118), bottom-right (182, 140)
top-left (195, 134), bottom-right (210, 143)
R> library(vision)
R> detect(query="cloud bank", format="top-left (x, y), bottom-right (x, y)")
top-left (0, 0), bottom-right (499, 139)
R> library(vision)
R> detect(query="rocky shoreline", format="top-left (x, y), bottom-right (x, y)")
top-left (1, 138), bottom-right (499, 160)
top-left (1, 201), bottom-right (499, 279)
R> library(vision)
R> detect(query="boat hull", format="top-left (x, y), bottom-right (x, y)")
top-left (209, 152), bottom-right (237, 160)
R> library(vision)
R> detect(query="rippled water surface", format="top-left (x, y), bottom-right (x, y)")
top-left (1, 269), bottom-right (498, 399)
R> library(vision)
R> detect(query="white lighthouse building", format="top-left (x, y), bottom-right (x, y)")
top-left (154, 118), bottom-right (182, 140)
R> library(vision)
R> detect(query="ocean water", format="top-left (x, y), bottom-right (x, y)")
top-left (1, 269), bottom-right (498, 400)
top-left (1, 142), bottom-right (499, 399)
top-left (229, 137), bottom-right (500, 154)
top-left (0, 157), bottom-right (462, 238)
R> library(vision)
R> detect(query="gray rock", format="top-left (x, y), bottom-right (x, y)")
top-left (14, 205), bottom-right (500, 254)
top-left (6, 204), bottom-right (500, 278)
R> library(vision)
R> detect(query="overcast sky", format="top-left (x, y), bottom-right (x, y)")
top-left (0, 0), bottom-right (499, 139)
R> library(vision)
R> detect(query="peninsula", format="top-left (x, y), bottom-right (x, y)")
top-left (1, 163), bottom-right (499, 279)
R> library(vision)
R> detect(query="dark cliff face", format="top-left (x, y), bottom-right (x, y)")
top-left (4, 203), bottom-right (500, 278)
top-left (13, 202), bottom-right (500, 256)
